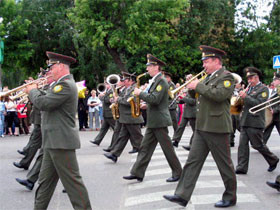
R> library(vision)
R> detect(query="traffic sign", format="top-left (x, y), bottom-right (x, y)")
top-left (273, 55), bottom-right (280, 69)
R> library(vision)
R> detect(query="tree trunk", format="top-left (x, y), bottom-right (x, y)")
top-left (104, 37), bottom-right (127, 72)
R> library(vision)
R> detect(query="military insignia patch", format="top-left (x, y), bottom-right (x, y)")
top-left (224, 80), bottom-right (231, 88)
top-left (156, 85), bottom-right (162, 92)
top-left (262, 92), bottom-right (267, 98)
top-left (109, 93), bottom-right (113, 97)
top-left (53, 85), bottom-right (63, 93)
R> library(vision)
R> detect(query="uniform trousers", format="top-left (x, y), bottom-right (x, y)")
top-left (27, 148), bottom-right (43, 183)
top-left (237, 127), bottom-right (279, 173)
top-left (263, 119), bottom-right (280, 144)
top-left (131, 127), bottom-right (182, 179)
top-left (34, 149), bottom-right (91, 210)
top-left (20, 124), bottom-right (42, 168)
top-left (111, 124), bottom-right (143, 157)
top-left (172, 117), bottom-right (196, 144)
top-left (230, 114), bottom-right (240, 144)
top-left (175, 130), bottom-right (236, 202)
top-left (169, 109), bottom-right (178, 132)
top-left (107, 120), bottom-right (122, 151)
top-left (94, 117), bottom-right (115, 144)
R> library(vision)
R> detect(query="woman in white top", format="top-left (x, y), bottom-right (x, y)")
top-left (87, 90), bottom-right (101, 131)
top-left (4, 97), bottom-right (20, 136)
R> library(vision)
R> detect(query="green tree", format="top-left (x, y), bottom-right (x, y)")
top-left (69, 0), bottom-right (189, 76)
top-left (0, 0), bottom-right (33, 88)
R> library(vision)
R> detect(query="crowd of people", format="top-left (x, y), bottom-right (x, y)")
top-left (4, 46), bottom-right (280, 209)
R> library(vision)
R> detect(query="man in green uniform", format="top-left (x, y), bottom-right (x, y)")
top-left (123, 54), bottom-right (182, 183)
top-left (235, 67), bottom-right (279, 174)
top-left (13, 106), bottom-right (42, 170)
top-left (172, 89), bottom-right (196, 150)
top-left (103, 76), bottom-right (125, 152)
top-left (263, 74), bottom-right (280, 144)
top-left (163, 71), bottom-right (178, 133)
top-left (25, 52), bottom-right (91, 210)
top-left (90, 82), bottom-right (117, 146)
top-left (164, 45), bottom-right (237, 208)
top-left (104, 72), bottom-right (144, 162)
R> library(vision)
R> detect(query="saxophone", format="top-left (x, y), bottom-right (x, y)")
top-left (127, 72), bottom-right (147, 118)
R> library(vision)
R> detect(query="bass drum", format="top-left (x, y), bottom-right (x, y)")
top-left (265, 108), bottom-right (273, 128)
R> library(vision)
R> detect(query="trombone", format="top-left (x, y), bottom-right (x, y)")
top-left (169, 70), bottom-right (207, 99)
top-left (249, 95), bottom-right (280, 114)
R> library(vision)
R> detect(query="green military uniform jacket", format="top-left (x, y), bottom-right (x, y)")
top-left (195, 67), bottom-right (234, 133)
top-left (180, 90), bottom-right (196, 118)
top-left (29, 106), bottom-right (41, 125)
top-left (100, 89), bottom-right (114, 118)
top-left (240, 82), bottom-right (269, 128)
top-left (168, 81), bottom-right (177, 110)
top-left (29, 74), bottom-right (80, 149)
top-left (118, 84), bottom-right (144, 124)
top-left (139, 73), bottom-right (172, 128)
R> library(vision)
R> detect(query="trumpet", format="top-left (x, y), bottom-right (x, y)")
top-left (0, 76), bottom-right (51, 98)
top-left (249, 95), bottom-right (280, 114)
top-left (9, 91), bottom-right (28, 101)
top-left (169, 70), bottom-right (207, 99)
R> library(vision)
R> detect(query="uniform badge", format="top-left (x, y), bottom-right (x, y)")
top-left (109, 93), bottom-right (113, 98)
top-left (131, 91), bottom-right (134, 96)
top-left (53, 85), bottom-right (63, 93)
top-left (169, 86), bottom-right (173, 90)
top-left (156, 85), bottom-right (162, 92)
top-left (224, 80), bottom-right (231, 88)
top-left (262, 92), bottom-right (267, 98)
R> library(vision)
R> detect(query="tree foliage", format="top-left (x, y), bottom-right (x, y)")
top-left (0, 0), bottom-right (280, 89)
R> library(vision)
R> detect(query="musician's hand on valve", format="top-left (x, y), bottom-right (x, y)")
top-left (187, 78), bottom-right (199, 90)
top-left (134, 87), bottom-right (142, 96)
top-left (24, 84), bottom-right (38, 94)
top-left (239, 90), bottom-right (247, 98)
top-left (185, 74), bottom-right (193, 81)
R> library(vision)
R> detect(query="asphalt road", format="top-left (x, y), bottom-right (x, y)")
top-left (0, 125), bottom-right (279, 210)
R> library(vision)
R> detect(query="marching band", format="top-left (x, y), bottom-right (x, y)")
top-left (3, 46), bottom-right (280, 209)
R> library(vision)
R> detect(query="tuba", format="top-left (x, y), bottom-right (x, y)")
top-left (107, 74), bottom-right (120, 120)
top-left (127, 72), bottom-right (147, 118)
top-left (97, 83), bottom-right (106, 94)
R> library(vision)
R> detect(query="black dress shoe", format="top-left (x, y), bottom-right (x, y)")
top-left (214, 200), bottom-right (236, 207)
top-left (266, 181), bottom-right (280, 192)
top-left (163, 195), bottom-right (188, 207)
top-left (89, 140), bottom-right (100, 146)
top-left (103, 148), bottom-right (111, 152)
top-left (17, 150), bottom-right (26, 156)
top-left (15, 178), bottom-right (34, 190)
top-left (235, 169), bottom-right (246, 175)
top-left (182, 145), bottom-right (191, 151)
top-left (104, 153), bottom-right (117, 163)
top-left (13, 162), bottom-right (28, 170)
top-left (128, 148), bottom-right (139, 154)
top-left (268, 159), bottom-right (279, 172)
top-left (166, 176), bottom-right (180, 182)
top-left (172, 141), bottom-right (178, 147)
top-left (123, 175), bottom-right (143, 182)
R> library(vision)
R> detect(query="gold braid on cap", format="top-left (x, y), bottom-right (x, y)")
top-left (202, 53), bottom-right (216, 57)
